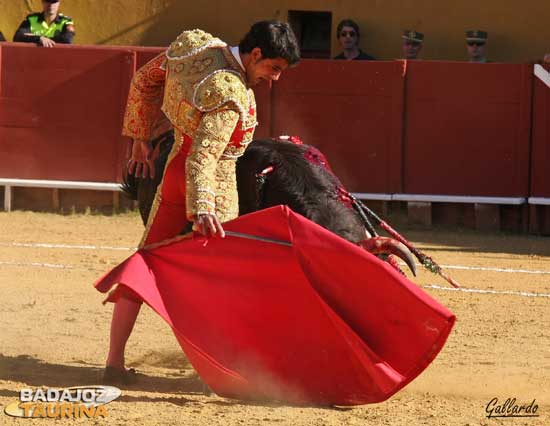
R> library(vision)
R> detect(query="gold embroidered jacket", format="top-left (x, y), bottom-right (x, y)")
top-left (122, 29), bottom-right (257, 222)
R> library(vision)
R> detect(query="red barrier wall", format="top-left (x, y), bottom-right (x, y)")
top-left (251, 81), bottom-right (272, 139)
top-left (0, 43), bottom-right (134, 182)
top-left (133, 46), bottom-right (164, 69)
top-left (271, 60), bottom-right (405, 193)
top-left (530, 65), bottom-right (550, 197)
top-left (0, 45), bottom-right (544, 201)
top-left (403, 61), bottom-right (532, 197)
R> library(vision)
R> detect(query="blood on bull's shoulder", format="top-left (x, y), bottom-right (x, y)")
top-left (236, 139), bottom-right (366, 243)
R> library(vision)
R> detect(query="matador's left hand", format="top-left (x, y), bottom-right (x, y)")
top-left (128, 139), bottom-right (158, 179)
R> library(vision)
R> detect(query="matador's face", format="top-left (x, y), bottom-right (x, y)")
top-left (245, 48), bottom-right (289, 87)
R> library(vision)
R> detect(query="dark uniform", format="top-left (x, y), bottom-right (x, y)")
top-left (334, 50), bottom-right (375, 60)
top-left (13, 12), bottom-right (75, 44)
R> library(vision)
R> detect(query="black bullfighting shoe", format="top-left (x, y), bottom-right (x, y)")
top-left (102, 366), bottom-right (139, 385)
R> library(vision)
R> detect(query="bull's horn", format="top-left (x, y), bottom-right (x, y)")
top-left (360, 237), bottom-right (417, 276)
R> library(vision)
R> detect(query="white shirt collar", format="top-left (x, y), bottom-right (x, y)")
top-left (230, 45), bottom-right (245, 71)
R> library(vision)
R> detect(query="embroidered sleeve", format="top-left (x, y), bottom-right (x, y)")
top-left (185, 109), bottom-right (239, 219)
top-left (122, 52), bottom-right (167, 141)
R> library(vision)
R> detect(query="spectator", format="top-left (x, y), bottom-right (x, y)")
top-left (543, 53), bottom-right (550, 65)
top-left (334, 19), bottom-right (375, 60)
top-left (402, 30), bottom-right (424, 59)
top-left (465, 30), bottom-right (488, 63)
top-left (13, 0), bottom-right (75, 47)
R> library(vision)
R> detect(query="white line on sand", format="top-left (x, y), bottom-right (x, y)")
top-left (3, 242), bottom-right (550, 277)
top-left (397, 261), bottom-right (550, 276)
top-left (2, 258), bottom-right (549, 299)
top-left (0, 242), bottom-right (133, 251)
top-left (423, 284), bottom-right (550, 298)
top-left (440, 264), bottom-right (550, 275)
top-left (0, 260), bottom-right (74, 269)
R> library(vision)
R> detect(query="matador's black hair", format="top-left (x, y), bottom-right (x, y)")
top-left (239, 20), bottom-right (300, 66)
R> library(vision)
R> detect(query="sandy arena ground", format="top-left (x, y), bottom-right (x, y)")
top-left (0, 211), bottom-right (549, 426)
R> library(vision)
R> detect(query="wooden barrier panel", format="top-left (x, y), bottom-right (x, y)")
top-left (252, 81), bottom-right (272, 139)
top-left (0, 43), bottom-right (134, 182)
top-left (403, 61), bottom-right (532, 197)
top-left (270, 59), bottom-right (405, 193)
top-left (0, 45), bottom-right (542, 205)
top-left (530, 64), bottom-right (550, 197)
top-left (134, 46), bottom-right (164, 69)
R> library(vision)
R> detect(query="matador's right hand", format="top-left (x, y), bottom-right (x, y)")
top-left (128, 139), bottom-right (157, 179)
top-left (193, 214), bottom-right (225, 238)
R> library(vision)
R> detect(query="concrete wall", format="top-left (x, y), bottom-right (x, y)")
top-left (1, 0), bottom-right (548, 62)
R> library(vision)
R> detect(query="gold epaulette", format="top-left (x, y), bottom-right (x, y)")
top-left (166, 29), bottom-right (226, 60)
top-left (193, 70), bottom-right (250, 121)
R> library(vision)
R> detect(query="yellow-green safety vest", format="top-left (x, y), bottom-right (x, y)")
top-left (28, 14), bottom-right (73, 38)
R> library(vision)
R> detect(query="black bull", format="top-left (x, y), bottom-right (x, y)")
top-left (122, 131), bottom-right (367, 243)
top-left (121, 131), bottom-right (420, 275)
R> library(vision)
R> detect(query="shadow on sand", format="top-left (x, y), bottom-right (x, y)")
top-left (0, 354), bottom-right (205, 403)
top-left (0, 354), bottom-right (356, 410)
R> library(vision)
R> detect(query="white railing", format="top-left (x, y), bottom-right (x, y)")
top-left (2, 179), bottom-right (546, 212)
top-left (391, 193), bottom-right (527, 205)
top-left (528, 197), bottom-right (550, 206)
top-left (0, 178), bottom-right (121, 212)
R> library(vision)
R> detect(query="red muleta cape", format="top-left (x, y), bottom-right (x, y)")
top-left (95, 205), bottom-right (455, 406)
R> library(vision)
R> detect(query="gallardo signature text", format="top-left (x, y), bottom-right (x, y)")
top-left (486, 398), bottom-right (539, 419)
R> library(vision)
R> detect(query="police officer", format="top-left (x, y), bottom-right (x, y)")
top-left (402, 30), bottom-right (424, 59)
top-left (466, 30), bottom-right (488, 63)
top-left (13, 0), bottom-right (75, 47)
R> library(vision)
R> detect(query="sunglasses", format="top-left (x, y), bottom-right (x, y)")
top-left (340, 31), bottom-right (357, 38)
top-left (467, 41), bottom-right (485, 47)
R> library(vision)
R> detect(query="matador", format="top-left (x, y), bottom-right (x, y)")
top-left (103, 21), bottom-right (300, 383)
top-left (125, 25), bottom-right (300, 245)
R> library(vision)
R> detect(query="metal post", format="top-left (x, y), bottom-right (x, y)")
top-left (4, 185), bottom-right (12, 212)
